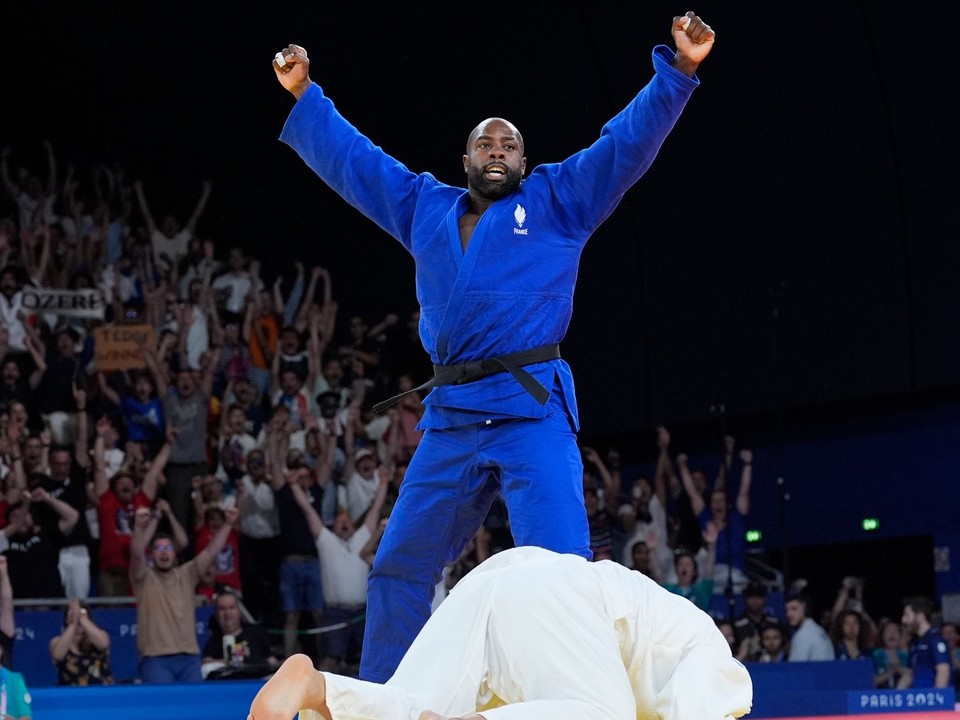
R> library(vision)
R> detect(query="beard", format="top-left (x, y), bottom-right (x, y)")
top-left (467, 164), bottom-right (523, 200)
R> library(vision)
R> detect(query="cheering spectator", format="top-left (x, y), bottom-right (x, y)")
top-left (873, 620), bottom-right (910, 688)
top-left (93, 420), bottom-right (171, 596)
top-left (2, 487), bottom-right (79, 599)
top-left (143, 336), bottom-right (219, 535)
top-left (662, 523), bottom-right (717, 611)
top-left (133, 179), bottom-right (211, 276)
top-left (48, 600), bottom-right (113, 685)
top-left (289, 431), bottom-right (388, 672)
top-left (195, 505), bottom-right (242, 594)
top-left (129, 504), bottom-right (240, 683)
top-left (236, 448), bottom-right (279, 624)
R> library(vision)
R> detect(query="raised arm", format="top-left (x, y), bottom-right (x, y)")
top-left (199, 345), bottom-right (221, 399)
top-left (132, 180), bottom-right (158, 236)
top-left (91, 416), bottom-right (112, 499)
top-left (31, 486), bottom-right (79, 536)
top-left (0, 556), bottom-right (13, 641)
top-left (141, 336), bottom-right (170, 397)
top-left (142, 427), bottom-right (176, 501)
top-left (129, 506), bottom-right (159, 586)
top-left (22, 332), bottom-right (46, 390)
top-left (72, 385), bottom-right (90, 470)
top-left (653, 425), bottom-right (673, 508)
top-left (676, 453), bottom-right (706, 517)
top-left (362, 467), bottom-right (390, 536)
top-left (97, 371), bottom-right (121, 407)
top-left (582, 447), bottom-right (618, 503)
top-left (736, 448), bottom-right (753, 516)
top-left (155, 498), bottom-right (189, 553)
top-left (194, 505), bottom-right (239, 577)
top-left (184, 181), bottom-right (212, 235)
top-left (287, 470), bottom-right (324, 540)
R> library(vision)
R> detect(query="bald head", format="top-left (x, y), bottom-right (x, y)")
top-left (466, 117), bottom-right (525, 156)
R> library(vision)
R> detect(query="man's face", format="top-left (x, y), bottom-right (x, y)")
top-left (463, 118), bottom-right (526, 201)
top-left (176, 371), bottom-right (196, 397)
top-left (0, 272), bottom-right (18, 297)
top-left (1, 361), bottom-right (19, 385)
top-left (785, 599), bottom-right (805, 628)
top-left (247, 452), bottom-right (266, 478)
top-left (151, 538), bottom-right (177, 571)
top-left (235, 380), bottom-right (256, 405)
top-left (228, 408), bottom-right (247, 434)
top-left (745, 594), bottom-right (766, 614)
top-left (56, 332), bottom-right (76, 357)
top-left (114, 476), bottom-right (135, 504)
top-left (333, 513), bottom-right (354, 540)
top-left (216, 595), bottom-right (242, 634)
top-left (8, 505), bottom-right (32, 533)
top-left (280, 371), bottom-right (301, 396)
top-left (49, 450), bottom-right (72, 480)
top-left (24, 437), bottom-right (42, 463)
top-left (357, 456), bottom-right (377, 480)
top-left (280, 330), bottom-right (299, 355)
top-left (942, 623), bottom-right (959, 648)
top-left (349, 317), bottom-right (367, 341)
top-left (901, 606), bottom-right (918, 633)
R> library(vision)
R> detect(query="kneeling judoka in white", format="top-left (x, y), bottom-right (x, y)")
top-left (248, 547), bottom-right (753, 720)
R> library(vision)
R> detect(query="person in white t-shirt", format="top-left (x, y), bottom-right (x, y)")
top-left (133, 179), bottom-right (212, 275)
top-left (289, 448), bottom-right (388, 672)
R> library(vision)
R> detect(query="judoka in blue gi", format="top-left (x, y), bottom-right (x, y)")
top-left (272, 10), bottom-right (716, 683)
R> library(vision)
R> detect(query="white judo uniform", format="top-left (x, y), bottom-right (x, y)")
top-left (312, 547), bottom-right (753, 720)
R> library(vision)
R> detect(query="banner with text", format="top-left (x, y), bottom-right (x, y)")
top-left (21, 286), bottom-right (105, 319)
top-left (94, 324), bottom-right (155, 371)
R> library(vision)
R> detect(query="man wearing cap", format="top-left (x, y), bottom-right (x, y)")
top-left (338, 447), bottom-right (380, 526)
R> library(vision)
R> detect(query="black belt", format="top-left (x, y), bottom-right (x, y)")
top-left (373, 343), bottom-right (560, 415)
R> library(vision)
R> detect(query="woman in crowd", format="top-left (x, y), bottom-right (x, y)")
top-left (48, 600), bottom-right (113, 685)
top-left (832, 609), bottom-right (873, 662)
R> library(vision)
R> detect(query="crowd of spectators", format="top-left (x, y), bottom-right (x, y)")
top-left (0, 141), bottom-right (956, 695)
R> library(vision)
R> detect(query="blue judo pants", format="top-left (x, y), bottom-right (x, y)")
top-left (359, 401), bottom-right (591, 682)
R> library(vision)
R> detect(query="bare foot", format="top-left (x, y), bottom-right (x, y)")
top-left (249, 654), bottom-right (330, 720)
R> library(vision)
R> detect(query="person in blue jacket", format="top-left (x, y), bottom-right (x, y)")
top-left (272, 10), bottom-right (716, 682)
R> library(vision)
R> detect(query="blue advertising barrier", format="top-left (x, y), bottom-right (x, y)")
top-left (14, 606), bottom-right (214, 686)
top-left (747, 660), bottom-right (876, 718)
top-left (30, 681), bottom-right (263, 720)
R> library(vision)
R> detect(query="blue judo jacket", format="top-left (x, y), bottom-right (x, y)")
top-left (281, 45), bottom-right (698, 430)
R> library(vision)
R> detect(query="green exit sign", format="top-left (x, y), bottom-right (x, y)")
top-left (862, 517), bottom-right (880, 531)
top-left (745, 529), bottom-right (762, 543)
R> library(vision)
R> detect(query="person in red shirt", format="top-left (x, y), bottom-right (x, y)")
top-left (94, 420), bottom-right (174, 596)
top-left (195, 505), bottom-right (242, 593)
